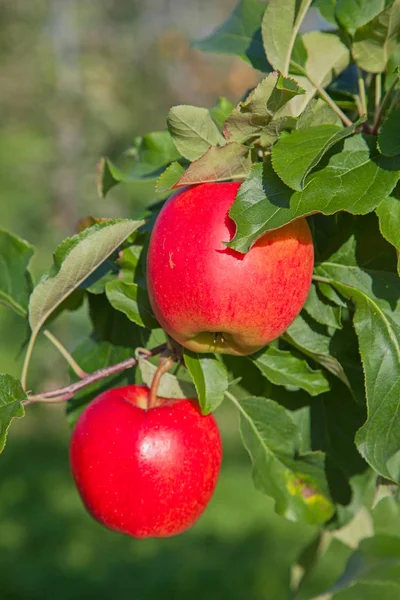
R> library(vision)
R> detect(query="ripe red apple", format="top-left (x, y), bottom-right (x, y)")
top-left (147, 182), bottom-right (314, 355)
top-left (70, 385), bottom-right (222, 538)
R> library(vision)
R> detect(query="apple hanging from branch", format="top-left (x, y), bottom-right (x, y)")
top-left (70, 382), bottom-right (222, 538)
top-left (147, 182), bottom-right (314, 356)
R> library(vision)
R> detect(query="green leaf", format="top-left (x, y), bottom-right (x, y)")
top-left (296, 98), bottom-right (342, 129)
top-left (29, 220), bottom-right (143, 338)
top-left (167, 105), bottom-right (225, 161)
top-left (376, 195), bottom-right (400, 275)
top-left (373, 494), bottom-right (400, 539)
top-left (191, 0), bottom-right (271, 72)
top-left (259, 116), bottom-right (299, 148)
top-left (271, 122), bottom-right (361, 191)
top-left (333, 470), bottom-right (377, 529)
top-left (385, 53), bottom-right (400, 90)
top-left (287, 31), bottom-right (350, 115)
top-left (326, 535), bottom-right (400, 595)
top-left (262, 0), bottom-right (312, 75)
top-left (318, 281), bottom-right (348, 307)
top-left (315, 243), bottom-right (400, 482)
top-left (304, 282), bottom-right (343, 330)
top-left (251, 346), bottom-right (330, 396)
top-left (209, 97), bottom-right (235, 129)
top-left (173, 142), bottom-right (251, 187)
top-left (184, 350), bottom-right (229, 414)
top-left (98, 131), bottom-right (181, 198)
top-left (106, 280), bottom-right (159, 329)
top-left (336, 0), bottom-right (387, 35)
top-left (333, 582), bottom-right (400, 600)
top-left (353, 0), bottom-right (400, 73)
top-left (313, 0), bottom-right (337, 26)
top-left (223, 72), bottom-right (304, 145)
top-left (138, 359), bottom-right (196, 400)
top-left (0, 229), bottom-right (34, 317)
top-left (309, 382), bottom-right (367, 484)
top-left (378, 107), bottom-right (400, 156)
top-left (294, 536), bottom-right (353, 600)
top-left (227, 162), bottom-right (291, 253)
top-left (0, 374), bottom-right (26, 453)
top-left (236, 395), bottom-right (334, 524)
top-left (284, 313), bottom-right (354, 394)
top-left (96, 156), bottom-right (119, 199)
top-left (228, 136), bottom-right (400, 252)
top-left (156, 162), bottom-right (185, 192)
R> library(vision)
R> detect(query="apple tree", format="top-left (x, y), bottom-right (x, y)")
top-left (2, 0), bottom-right (400, 596)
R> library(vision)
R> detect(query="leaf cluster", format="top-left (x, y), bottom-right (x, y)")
top-left (1, 0), bottom-right (400, 586)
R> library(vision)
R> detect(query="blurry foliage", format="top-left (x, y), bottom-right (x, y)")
top-left (0, 2), bottom-right (295, 598)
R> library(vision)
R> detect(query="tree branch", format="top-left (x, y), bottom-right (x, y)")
top-left (24, 344), bottom-right (167, 406)
top-left (43, 329), bottom-right (87, 378)
top-left (291, 61), bottom-right (353, 127)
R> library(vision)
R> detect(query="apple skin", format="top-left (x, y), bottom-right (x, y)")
top-left (70, 385), bottom-right (222, 538)
top-left (147, 182), bottom-right (314, 355)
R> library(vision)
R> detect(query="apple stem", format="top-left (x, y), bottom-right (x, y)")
top-left (148, 354), bottom-right (176, 409)
top-left (24, 344), bottom-right (167, 406)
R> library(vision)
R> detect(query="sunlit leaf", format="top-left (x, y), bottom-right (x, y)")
top-left (156, 162), bottom-right (185, 192)
top-left (106, 280), bottom-right (159, 329)
top-left (353, 0), bottom-right (400, 73)
top-left (184, 350), bottom-right (229, 414)
top-left (262, 0), bottom-right (312, 75)
top-left (223, 72), bottom-right (304, 145)
top-left (228, 136), bottom-right (400, 252)
top-left (29, 220), bottom-right (143, 338)
top-left (336, 0), bottom-right (387, 35)
top-left (173, 143), bottom-right (251, 187)
top-left (167, 105), bottom-right (225, 161)
top-left (251, 345), bottom-right (330, 396)
top-left (271, 121), bottom-right (362, 191)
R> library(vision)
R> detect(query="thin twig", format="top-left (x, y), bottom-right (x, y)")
top-left (316, 85), bottom-right (354, 127)
top-left (291, 62), bottom-right (354, 127)
top-left (374, 73), bottom-right (382, 127)
top-left (43, 329), bottom-right (87, 379)
top-left (373, 72), bottom-right (400, 133)
top-left (354, 94), bottom-right (363, 117)
top-left (21, 333), bottom-right (37, 391)
top-left (24, 344), bottom-right (166, 406)
top-left (356, 66), bottom-right (367, 117)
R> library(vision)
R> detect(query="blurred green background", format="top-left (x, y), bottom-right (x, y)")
top-left (0, 2), bottom-right (341, 598)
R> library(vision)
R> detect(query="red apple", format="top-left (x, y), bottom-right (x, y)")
top-left (147, 182), bottom-right (314, 355)
top-left (70, 385), bottom-right (222, 538)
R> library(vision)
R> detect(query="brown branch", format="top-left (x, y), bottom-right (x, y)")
top-left (23, 344), bottom-right (167, 406)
